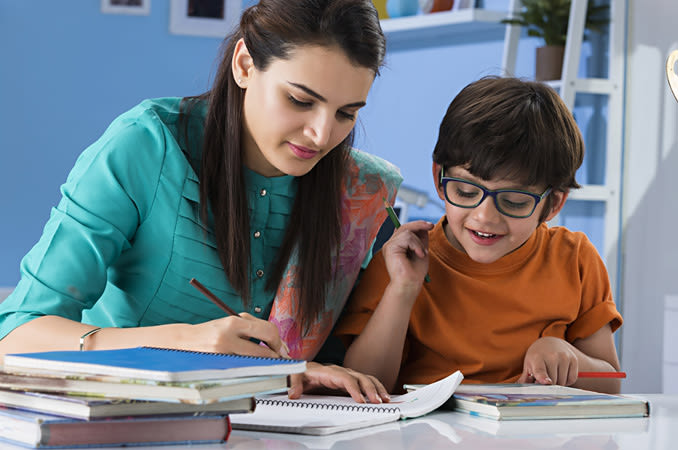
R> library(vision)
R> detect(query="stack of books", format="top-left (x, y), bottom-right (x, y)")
top-left (0, 346), bottom-right (306, 448)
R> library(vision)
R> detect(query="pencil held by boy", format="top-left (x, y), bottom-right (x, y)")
top-left (337, 76), bottom-right (623, 395)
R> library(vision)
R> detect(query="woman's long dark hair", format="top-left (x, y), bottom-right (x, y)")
top-left (182, 0), bottom-right (385, 334)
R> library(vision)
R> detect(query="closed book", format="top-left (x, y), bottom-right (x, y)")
top-left (451, 384), bottom-right (649, 420)
top-left (0, 405), bottom-right (231, 448)
top-left (3, 346), bottom-right (306, 382)
top-left (0, 371), bottom-right (288, 405)
top-left (0, 388), bottom-right (254, 420)
top-left (450, 409), bottom-right (650, 436)
top-left (230, 371), bottom-right (463, 435)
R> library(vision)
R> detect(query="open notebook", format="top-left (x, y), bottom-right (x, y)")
top-left (230, 370), bottom-right (463, 435)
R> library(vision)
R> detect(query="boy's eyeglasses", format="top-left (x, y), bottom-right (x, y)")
top-left (440, 176), bottom-right (551, 219)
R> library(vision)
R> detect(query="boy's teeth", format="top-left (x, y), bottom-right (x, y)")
top-left (475, 231), bottom-right (495, 238)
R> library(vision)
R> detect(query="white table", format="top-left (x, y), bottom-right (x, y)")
top-left (225, 394), bottom-right (676, 450)
top-left (5, 394), bottom-right (669, 449)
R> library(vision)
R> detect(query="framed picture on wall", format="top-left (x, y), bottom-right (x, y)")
top-left (101, 0), bottom-right (151, 15)
top-left (169, 0), bottom-right (242, 38)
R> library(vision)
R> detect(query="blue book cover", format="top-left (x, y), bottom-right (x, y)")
top-left (3, 346), bottom-right (306, 382)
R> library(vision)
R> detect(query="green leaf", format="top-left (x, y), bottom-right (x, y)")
top-left (501, 0), bottom-right (610, 47)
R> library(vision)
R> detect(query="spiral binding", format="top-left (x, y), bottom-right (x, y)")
top-left (256, 398), bottom-right (400, 413)
top-left (141, 346), bottom-right (295, 362)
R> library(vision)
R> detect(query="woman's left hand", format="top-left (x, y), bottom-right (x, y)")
top-left (288, 362), bottom-right (390, 404)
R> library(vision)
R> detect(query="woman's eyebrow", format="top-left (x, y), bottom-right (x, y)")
top-left (288, 82), bottom-right (366, 108)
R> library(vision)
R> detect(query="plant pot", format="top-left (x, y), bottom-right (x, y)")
top-left (535, 45), bottom-right (565, 81)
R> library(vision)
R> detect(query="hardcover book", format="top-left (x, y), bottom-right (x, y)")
top-left (0, 371), bottom-right (288, 404)
top-left (0, 388), bottom-right (254, 420)
top-left (450, 409), bottom-right (650, 436)
top-left (450, 383), bottom-right (649, 420)
top-left (0, 405), bottom-right (231, 448)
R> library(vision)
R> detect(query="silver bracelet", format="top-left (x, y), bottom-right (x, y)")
top-left (79, 327), bottom-right (103, 351)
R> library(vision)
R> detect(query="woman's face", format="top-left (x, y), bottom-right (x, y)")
top-left (237, 43), bottom-right (375, 177)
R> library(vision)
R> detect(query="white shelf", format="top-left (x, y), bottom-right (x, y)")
top-left (381, 9), bottom-right (508, 48)
top-left (544, 78), bottom-right (618, 95)
top-left (568, 184), bottom-right (616, 202)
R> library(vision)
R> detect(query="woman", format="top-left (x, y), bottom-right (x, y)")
top-left (0, 0), bottom-right (400, 403)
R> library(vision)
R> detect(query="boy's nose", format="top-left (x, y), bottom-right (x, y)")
top-left (471, 196), bottom-right (503, 223)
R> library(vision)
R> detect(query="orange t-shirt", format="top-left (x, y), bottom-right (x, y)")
top-left (335, 218), bottom-right (622, 389)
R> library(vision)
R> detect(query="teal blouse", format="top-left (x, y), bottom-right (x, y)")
top-left (0, 98), bottom-right (372, 339)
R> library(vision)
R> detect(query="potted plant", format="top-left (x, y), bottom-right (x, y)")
top-left (502, 0), bottom-right (609, 81)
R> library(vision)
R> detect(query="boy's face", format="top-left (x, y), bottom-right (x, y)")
top-left (433, 164), bottom-right (566, 264)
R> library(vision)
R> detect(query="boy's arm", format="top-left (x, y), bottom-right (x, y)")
top-left (518, 230), bottom-right (623, 394)
top-left (343, 220), bottom-right (433, 393)
top-left (571, 323), bottom-right (622, 392)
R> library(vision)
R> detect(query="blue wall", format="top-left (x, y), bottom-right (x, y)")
top-left (1, 1), bottom-right (224, 285)
top-left (0, 1), bottom-right (603, 286)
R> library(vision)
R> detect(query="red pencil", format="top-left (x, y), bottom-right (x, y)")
top-left (578, 371), bottom-right (627, 379)
top-left (189, 278), bottom-right (239, 316)
top-left (189, 277), bottom-right (291, 357)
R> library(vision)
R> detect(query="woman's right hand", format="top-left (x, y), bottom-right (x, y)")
top-left (0, 315), bottom-right (289, 360)
top-left (185, 313), bottom-right (289, 359)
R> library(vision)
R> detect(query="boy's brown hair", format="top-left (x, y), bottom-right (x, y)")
top-left (432, 76), bottom-right (584, 221)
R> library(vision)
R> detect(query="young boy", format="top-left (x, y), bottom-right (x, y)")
top-left (336, 76), bottom-right (623, 394)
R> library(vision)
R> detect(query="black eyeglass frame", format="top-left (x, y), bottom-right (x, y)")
top-left (440, 174), bottom-right (552, 219)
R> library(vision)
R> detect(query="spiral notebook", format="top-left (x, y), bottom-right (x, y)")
top-left (230, 370), bottom-right (464, 435)
top-left (3, 346), bottom-right (306, 382)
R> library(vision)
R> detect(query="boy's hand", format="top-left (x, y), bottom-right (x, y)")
top-left (518, 336), bottom-right (579, 386)
top-left (381, 220), bottom-right (434, 289)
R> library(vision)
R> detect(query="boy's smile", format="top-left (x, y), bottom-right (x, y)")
top-left (435, 165), bottom-right (564, 264)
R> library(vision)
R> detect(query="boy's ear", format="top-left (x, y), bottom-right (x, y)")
top-left (432, 162), bottom-right (446, 201)
top-left (543, 190), bottom-right (569, 222)
top-left (232, 38), bottom-right (254, 88)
